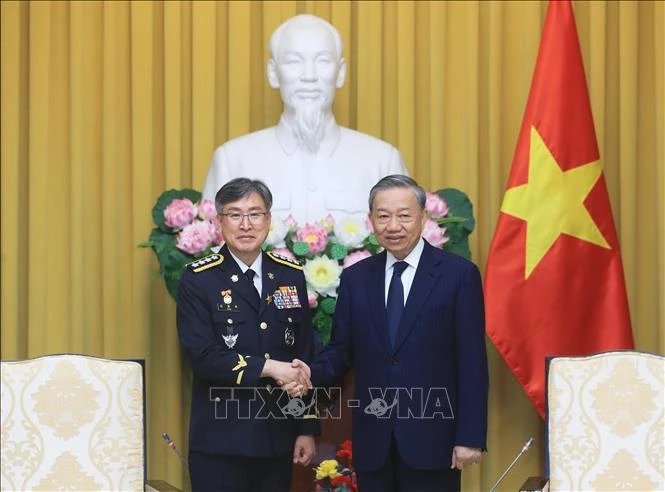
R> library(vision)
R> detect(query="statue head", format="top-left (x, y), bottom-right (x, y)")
top-left (267, 15), bottom-right (347, 152)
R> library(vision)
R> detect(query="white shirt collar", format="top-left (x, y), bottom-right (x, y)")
top-left (385, 238), bottom-right (425, 273)
top-left (275, 113), bottom-right (341, 157)
top-left (228, 249), bottom-right (263, 278)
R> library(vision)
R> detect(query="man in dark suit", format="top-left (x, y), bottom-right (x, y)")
top-left (177, 178), bottom-right (319, 491)
top-left (295, 175), bottom-right (488, 491)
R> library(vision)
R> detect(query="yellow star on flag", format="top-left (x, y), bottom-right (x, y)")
top-left (501, 126), bottom-right (610, 278)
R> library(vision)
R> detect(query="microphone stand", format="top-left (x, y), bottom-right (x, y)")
top-left (162, 432), bottom-right (189, 470)
top-left (489, 437), bottom-right (534, 492)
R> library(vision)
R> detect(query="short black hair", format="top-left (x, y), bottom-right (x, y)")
top-left (214, 178), bottom-right (273, 213)
top-left (368, 175), bottom-right (426, 211)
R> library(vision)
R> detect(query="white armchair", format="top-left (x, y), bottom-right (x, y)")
top-left (1, 354), bottom-right (146, 491)
top-left (546, 351), bottom-right (664, 491)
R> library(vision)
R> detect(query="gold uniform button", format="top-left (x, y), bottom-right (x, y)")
top-left (260, 322), bottom-right (268, 330)
top-left (214, 397), bottom-right (221, 402)
top-left (264, 353), bottom-right (270, 359)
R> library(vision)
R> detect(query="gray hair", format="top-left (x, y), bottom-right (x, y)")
top-left (368, 175), bottom-right (426, 211)
top-left (215, 178), bottom-right (273, 213)
top-left (269, 14), bottom-right (343, 61)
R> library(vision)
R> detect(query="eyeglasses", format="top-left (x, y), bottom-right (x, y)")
top-left (220, 212), bottom-right (269, 224)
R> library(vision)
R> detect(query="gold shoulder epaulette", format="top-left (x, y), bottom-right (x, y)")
top-left (267, 251), bottom-right (302, 270)
top-left (187, 253), bottom-right (224, 273)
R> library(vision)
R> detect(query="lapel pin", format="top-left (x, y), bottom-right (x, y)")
top-left (231, 274), bottom-right (239, 283)
top-left (268, 272), bottom-right (275, 280)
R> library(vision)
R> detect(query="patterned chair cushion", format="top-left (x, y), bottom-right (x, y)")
top-left (1, 354), bottom-right (144, 491)
top-left (547, 351), bottom-right (664, 491)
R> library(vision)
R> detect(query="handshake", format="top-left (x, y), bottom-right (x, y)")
top-left (262, 358), bottom-right (312, 397)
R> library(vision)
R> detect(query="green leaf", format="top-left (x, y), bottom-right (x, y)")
top-left (320, 297), bottom-right (337, 315)
top-left (328, 243), bottom-right (348, 261)
top-left (436, 188), bottom-right (475, 233)
top-left (292, 241), bottom-right (310, 256)
top-left (152, 188), bottom-right (202, 231)
top-left (435, 188), bottom-right (476, 260)
top-left (312, 310), bottom-right (333, 345)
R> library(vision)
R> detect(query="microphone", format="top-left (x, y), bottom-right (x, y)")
top-left (488, 437), bottom-right (534, 492)
top-left (162, 432), bottom-right (189, 469)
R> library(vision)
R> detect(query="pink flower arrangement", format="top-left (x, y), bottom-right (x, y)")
top-left (425, 192), bottom-right (449, 218)
top-left (319, 213), bottom-right (336, 233)
top-left (308, 292), bottom-right (319, 309)
top-left (176, 220), bottom-right (220, 255)
top-left (198, 199), bottom-right (218, 220)
top-left (295, 223), bottom-right (329, 254)
top-left (283, 214), bottom-right (298, 232)
top-left (343, 249), bottom-right (372, 269)
top-left (422, 219), bottom-right (449, 248)
top-left (164, 198), bottom-right (197, 228)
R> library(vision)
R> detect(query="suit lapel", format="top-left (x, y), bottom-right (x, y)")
top-left (365, 252), bottom-right (391, 354)
top-left (393, 243), bottom-right (442, 352)
top-left (219, 245), bottom-right (260, 312)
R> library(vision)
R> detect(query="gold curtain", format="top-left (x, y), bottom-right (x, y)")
top-left (1, 1), bottom-right (663, 490)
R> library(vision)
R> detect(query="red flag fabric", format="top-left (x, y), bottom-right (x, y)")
top-left (484, 0), bottom-right (633, 419)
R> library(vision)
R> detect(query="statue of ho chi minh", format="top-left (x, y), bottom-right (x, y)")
top-left (202, 14), bottom-right (408, 225)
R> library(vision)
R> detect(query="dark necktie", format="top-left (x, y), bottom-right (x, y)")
top-left (244, 269), bottom-right (260, 304)
top-left (386, 261), bottom-right (408, 349)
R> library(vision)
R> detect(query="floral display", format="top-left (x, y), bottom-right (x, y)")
top-left (141, 187), bottom-right (475, 342)
top-left (138, 189), bottom-right (223, 299)
top-left (314, 440), bottom-right (356, 491)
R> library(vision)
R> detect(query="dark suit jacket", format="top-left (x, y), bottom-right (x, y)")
top-left (177, 244), bottom-right (319, 458)
top-left (310, 240), bottom-right (488, 471)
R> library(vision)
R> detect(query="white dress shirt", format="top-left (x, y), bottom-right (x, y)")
top-left (384, 238), bottom-right (425, 306)
top-left (229, 250), bottom-right (263, 297)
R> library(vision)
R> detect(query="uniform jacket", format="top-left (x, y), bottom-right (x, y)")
top-left (310, 241), bottom-right (489, 471)
top-left (177, 244), bottom-right (319, 457)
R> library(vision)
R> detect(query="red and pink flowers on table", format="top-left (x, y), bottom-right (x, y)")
top-left (314, 440), bottom-right (357, 492)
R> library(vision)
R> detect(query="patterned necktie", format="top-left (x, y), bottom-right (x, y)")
top-left (244, 269), bottom-right (260, 304)
top-left (386, 261), bottom-right (408, 349)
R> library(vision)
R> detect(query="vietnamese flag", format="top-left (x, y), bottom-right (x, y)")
top-left (484, 0), bottom-right (633, 418)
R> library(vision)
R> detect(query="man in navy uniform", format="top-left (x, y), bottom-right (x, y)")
top-left (177, 177), bottom-right (318, 491)
top-left (293, 175), bottom-right (488, 491)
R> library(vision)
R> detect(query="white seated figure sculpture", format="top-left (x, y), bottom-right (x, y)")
top-left (202, 14), bottom-right (407, 225)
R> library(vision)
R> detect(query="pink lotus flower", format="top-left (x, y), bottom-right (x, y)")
top-left (164, 198), bottom-right (197, 229)
top-left (198, 199), bottom-right (217, 220)
top-left (211, 216), bottom-right (224, 245)
top-left (295, 223), bottom-right (329, 254)
top-left (176, 220), bottom-right (217, 255)
top-left (319, 213), bottom-right (335, 233)
top-left (421, 219), bottom-right (449, 248)
top-left (308, 292), bottom-right (318, 309)
top-left (425, 192), bottom-right (449, 218)
top-left (365, 216), bottom-right (374, 234)
top-left (283, 214), bottom-right (298, 232)
top-left (271, 247), bottom-right (296, 261)
top-left (343, 249), bottom-right (372, 269)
